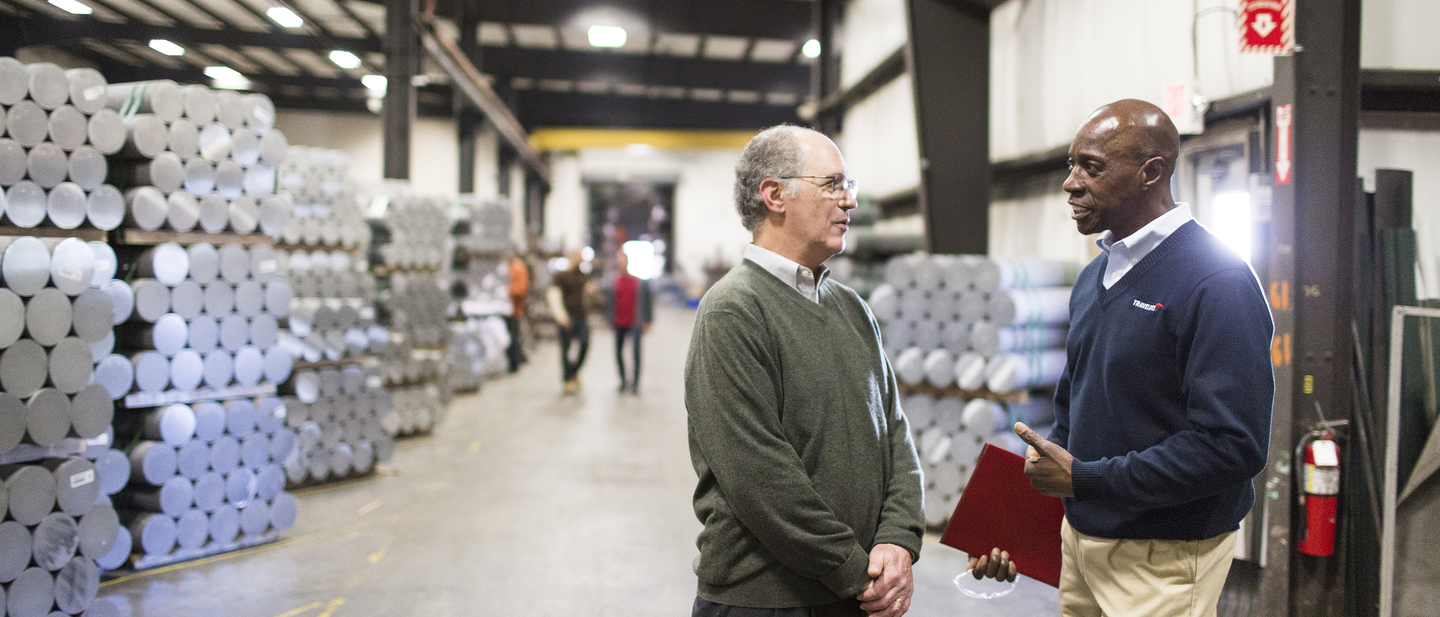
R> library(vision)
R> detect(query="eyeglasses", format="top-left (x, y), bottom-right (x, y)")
top-left (779, 173), bottom-right (858, 198)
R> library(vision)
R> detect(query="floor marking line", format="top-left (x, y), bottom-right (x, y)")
top-left (368, 545), bottom-right (387, 564)
top-left (356, 499), bottom-right (383, 516)
top-left (317, 598), bottom-right (345, 617)
top-left (99, 514), bottom-right (404, 588)
top-left (271, 601), bottom-right (322, 617)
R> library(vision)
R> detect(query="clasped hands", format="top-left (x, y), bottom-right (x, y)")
top-left (968, 422), bottom-right (1075, 583)
top-left (856, 543), bottom-right (912, 616)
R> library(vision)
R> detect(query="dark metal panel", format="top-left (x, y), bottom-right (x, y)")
top-left (905, 0), bottom-right (989, 254)
top-left (384, 0), bottom-right (417, 180)
top-left (427, 0), bottom-right (815, 40)
top-left (811, 0), bottom-right (841, 135)
top-left (456, 0), bottom-right (481, 194)
top-left (479, 46), bottom-right (810, 93)
top-left (11, 14), bottom-right (383, 52)
top-left (511, 90), bottom-right (801, 130)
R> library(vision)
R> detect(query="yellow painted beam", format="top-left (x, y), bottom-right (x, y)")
top-left (528, 128), bottom-right (756, 151)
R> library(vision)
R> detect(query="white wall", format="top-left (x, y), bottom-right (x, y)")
top-left (840, 0), bottom-right (910, 88)
top-left (541, 153), bottom-right (586, 253)
top-left (840, 75), bottom-right (923, 201)
top-left (1358, 128), bottom-right (1440, 299)
top-left (1362, 0), bottom-right (1440, 70)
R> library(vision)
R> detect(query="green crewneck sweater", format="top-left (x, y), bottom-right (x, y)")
top-left (686, 260), bottom-right (924, 608)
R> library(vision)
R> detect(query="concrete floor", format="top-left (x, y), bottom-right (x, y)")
top-left (98, 306), bottom-right (1058, 617)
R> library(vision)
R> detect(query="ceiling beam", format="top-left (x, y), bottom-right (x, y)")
top-left (480, 46), bottom-right (809, 93)
top-left (512, 89), bottom-right (801, 130)
top-left (11, 13), bottom-right (383, 53)
top-left (422, 0), bottom-right (815, 41)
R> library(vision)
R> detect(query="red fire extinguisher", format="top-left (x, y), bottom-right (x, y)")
top-left (1299, 430), bottom-right (1340, 556)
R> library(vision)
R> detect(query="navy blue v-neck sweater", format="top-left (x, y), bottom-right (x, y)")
top-left (1052, 220), bottom-right (1274, 541)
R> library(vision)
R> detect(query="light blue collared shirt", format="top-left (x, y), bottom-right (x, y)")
top-left (743, 244), bottom-right (829, 304)
top-left (1097, 203), bottom-right (1194, 289)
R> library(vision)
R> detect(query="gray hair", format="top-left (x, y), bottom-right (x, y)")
top-left (734, 125), bottom-right (810, 233)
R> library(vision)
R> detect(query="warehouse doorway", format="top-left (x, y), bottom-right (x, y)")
top-left (586, 181), bottom-right (675, 281)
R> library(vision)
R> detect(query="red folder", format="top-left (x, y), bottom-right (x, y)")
top-left (939, 444), bottom-right (1066, 587)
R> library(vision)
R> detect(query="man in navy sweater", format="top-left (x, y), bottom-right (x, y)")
top-left (972, 99), bottom-right (1273, 617)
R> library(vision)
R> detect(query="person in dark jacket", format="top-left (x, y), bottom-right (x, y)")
top-left (608, 250), bottom-right (653, 394)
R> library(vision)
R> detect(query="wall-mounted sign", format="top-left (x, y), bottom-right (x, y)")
top-left (1239, 0), bottom-right (1294, 54)
top-left (1275, 104), bottom-right (1293, 185)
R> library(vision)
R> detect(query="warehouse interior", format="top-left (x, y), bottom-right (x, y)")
top-left (0, 0), bottom-right (1438, 615)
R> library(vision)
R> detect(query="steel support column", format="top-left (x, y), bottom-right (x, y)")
top-left (455, 0), bottom-right (481, 194)
top-left (1260, 1), bottom-right (1362, 615)
top-left (811, 0), bottom-right (842, 135)
top-left (383, 0), bottom-right (418, 180)
top-left (904, 0), bottom-right (991, 254)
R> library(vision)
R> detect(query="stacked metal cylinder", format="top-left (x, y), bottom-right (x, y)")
top-left (0, 230), bottom-right (128, 614)
top-left (277, 147), bottom-right (368, 250)
top-left (278, 366), bottom-right (393, 485)
top-left (449, 198), bottom-right (518, 392)
top-left (2, 59), bottom-right (124, 231)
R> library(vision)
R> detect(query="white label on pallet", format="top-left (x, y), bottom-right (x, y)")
top-left (70, 469), bottom-right (95, 489)
top-left (258, 260), bottom-right (278, 274)
top-left (84, 85), bottom-right (106, 102)
top-left (85, 433), bottom-right (110, 447)
top-left (366, 376), bottom-right (382, 389)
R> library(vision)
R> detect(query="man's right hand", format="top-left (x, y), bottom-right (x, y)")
top-left (966, 548), bottom-right (1017, 582)
top-left (556, 317), bottom-right (570, 329)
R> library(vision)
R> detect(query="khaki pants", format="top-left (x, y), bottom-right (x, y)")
top-left (1059, 518), bottom-right (1235, 617)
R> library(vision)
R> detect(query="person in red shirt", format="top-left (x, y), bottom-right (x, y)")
top-left (608, 251), bottom-right (653, 393)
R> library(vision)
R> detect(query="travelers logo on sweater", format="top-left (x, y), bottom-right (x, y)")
top-left (1132, 299), bottom-right (1163, 312)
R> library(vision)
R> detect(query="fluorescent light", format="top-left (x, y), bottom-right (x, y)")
top-left (47, 0), bottom-right (92, 15)
top-left (267, 6), bottom-right (303, 28)
top-left (361, 74), bottom-right (387, 94)
top-left (622, 241), bottom-right (659, 280)
top-left (329, 50), bottom-right (362, 69)
top-left (149, 39), bottom-right (184, 56)
top-left (801, 39), bottom-right (821, 59)
top-left (587, 25), bottom-right (627, 48)
top-left (1211, 192), bottom-right (1252, 262)
top-left (205, 66), bottom-right (243, 81)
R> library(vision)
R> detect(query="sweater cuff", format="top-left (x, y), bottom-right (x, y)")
top-left (1070, 459), bottom-right (1104, 501)
top-left (872, 531), bottom-right (922, 565)
top-left (818, 545), bottom-right (873, 599)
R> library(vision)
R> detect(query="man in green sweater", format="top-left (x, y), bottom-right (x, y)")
top-left (686, 125), bottom-right (924, 617)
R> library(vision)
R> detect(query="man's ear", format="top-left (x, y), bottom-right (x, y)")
top-left (759, 177), bottom-right (787, 215)
top-left (1138, 156), bottom-right (1167, 189)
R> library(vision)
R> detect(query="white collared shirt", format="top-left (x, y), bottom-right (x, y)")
top-left (743, 244), bottom-right (829, 304)
top-left (1097, 203), bottom-right (1194, 289)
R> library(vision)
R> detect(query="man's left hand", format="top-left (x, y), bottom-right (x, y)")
top-left (855, 543), bottom-right (912, 616)
top-left (1015, 422), bottom-right (1075, 498)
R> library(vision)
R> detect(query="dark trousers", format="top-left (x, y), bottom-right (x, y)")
top-left (558, 320), bottom-right (589, 382)
top-left (614, 326), bottom-right (642, 389)
top-left (504, 316), bottom-right (525, 373)
top-left (692, 597), bottom-right (864, 617)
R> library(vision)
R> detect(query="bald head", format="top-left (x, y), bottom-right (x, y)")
top-left (1077, 99), bottom-right (1180, 181)
top-left (1063, 99), bottom-right (1181, 239)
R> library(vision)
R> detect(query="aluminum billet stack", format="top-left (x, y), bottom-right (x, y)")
top-left (450, 199), bottom-right (519, 392)
top-left (280, 366), bottom-right (393, 485)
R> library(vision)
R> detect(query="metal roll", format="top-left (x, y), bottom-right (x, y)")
top-left (46, 182), bottom-right (88, 228)
top-left (124, 113), bottom-right (169, 158)
top-left (219, 314), bottom-right (248, 352)
top-left (131, 151), bottom-right (185, 193)
top-left (69, 384), bottom-right (112, 440)
top-left (209, 435), bottom-right (240, 472)
top-left (4, 465), bottom-right (56, 525)
top-left (94, 524), bottom-right (131, 570)
top-left (91, 354), bottom-right (132, 399)
top-left (166, 191), bottom-right (199, 232)
top-left (48, 337), bottom-right (93, 394)
top-left (137, 243), bottom-right (189, 286)
top-left (223, 399), bottom-right (256, 437)
top-left (241, 434), bottom-right (268, 469)
top-left (94, 449), bottom-right (128, 495)
top-left (249, 244), bottom-right (278, 282)
top-left (352, 440), bottom-right (374, 474)
top-left (209, 503), bottom-right (240, 545)
top-left (0, 57), bottom-right (26, 105)
top-left (0, 137), bottom-right (25, 184)
top-left (255, 397), bottom-right (284, 434)
top-left (234, 280), bottom-right (263, 317)
top-left (48, 105), bottom-right (87, 151)
top-left (217, 243), bottom-right (249, 284)
top-left (223, 466), bottom-right (254, 504)
top-left (49, 237), bottom-right (94, 296)
top-left (244, 164), bottom-right (275, 198)
top-left (125, 186), bottom-right (167, 231)
top-left (0, 520), bottom-right (29, 582)
top-left (26, 287), bottom-right (72, 347)
top-left (243, 94), bottom-right (275, 134)
top-left (129, 441), bottom-right (175, 486)
top-left (329, 442), bottom-right (354, 477)
top-left (7, 567), bottom-right (54, 617)
top-left (181, 84), bottom-right (217, 124)
top-left (229, 194), bottom-right (258, 234)
top-left (107, 80), bottom-right (183, 122)
top-left (25, 388), bottom-right (70, 446)
top-left (193, 471), bottom-right (224, 513)
top-left (163, 117), bottom-right (200, 160)
top-left (954, 351), bottom-right (987, 391)
top-left (262, 346), bottom-right (291, 385)
top-left (267, 491), bottom-right (296, 532)
top-left (146, 404), bottom-right (196, 446)
top-left (215, 90), bottom-right (246, 129)
top-left (127, 511), bottom-right (175, 555)
top-left (201, 349), bottom-right (230, 388)
top-left (0, 289), bottom-right (23, 347)
top-left (49, 457), bottom-right (98, 517)
top-left (130, 313), bottom-right (188, 356)
top-left (198, 192), bottom-right (228, 233)
top-left (26, 62), bottom-right (69, 109)
top-left (64, 67), bottom-right (107, 114)
top-left (318, 368), bottom-right (342, 398)
top-left (185, 243), bottom-right (218, 285)
top-left (257, 128), bottom-right (286, 165)
top-left (0, 393), bottom-right (24, 452)
top-left (32, 510), bottom-right (80, 570)
top-left (234, 345), bottom-right (263, 386)
top-left (133, 475), bottom-right (192, 517)
top-left (239, 498), bottom-right (269, 537)
top-left (99, 280), bottom-right (132, 326)
top-left (5, 100), bottom-right (47, 146)
top-left (174, 507), bottom-right (207, 550)
top-left (203, 281), bottom-right (233, 315)
top-left (192, 401), bottom-right (225, 442)
top-left (86, 184), bottom-right (124, 230)
top-left (67, 146), bottom-right (107, 191)
top-left (86, 108), bottom-right (125, 155)
top-left (286, 371), bottom-right (319, 404)
top-left (249, 313), bottom-right (278, 348)
top-left (198, 122), bottom-right (231, 162)
top-left (287, 303), bottom-right (314, 337)
top-left (268, 429), bottom-right (296, 464)
top-left (5, 180), bottom-right (46, 226)
top-left (131, 350), bottom-right (170, 393)
top-left (985, 349), bottom-right (1068, 393)
top-left (169, 348), bottom-right (203, 391)
top-left (231, 128), bottom-right (259, 167)
top-left (54, 556), bottom-right (99, 614)
top-left (183, 157), bottom-right (214, 197)
top-left (169, 280), bottom-right (203, 319)
top-left (176, 439), bottom-right (208, 480)
top-left (76, 503), bottom-right (117, 563)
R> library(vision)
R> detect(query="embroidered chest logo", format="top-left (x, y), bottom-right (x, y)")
top-left (1132, 299), bottom-right (1163, 312)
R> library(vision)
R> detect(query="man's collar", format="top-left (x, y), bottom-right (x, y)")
top-left (1097, 203), bottom-right (1193, 252)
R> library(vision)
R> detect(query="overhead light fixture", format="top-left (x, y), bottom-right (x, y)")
top-left (329, 50), bottom-right (362, 69)
top-left (587, 25), bottom-right (627, 48)
top-left (205, 66), bottom-right (251, 90)
top-left (266, 6), bottom-right (303, 28)
top-left (801, 39), bottom-right (821, 58)
top-left (47, 0), bottom-right (92, 15)
top-left (149, 39), bottom-right (185, 56)
top-left (361, 74), bottom-right (387, 94)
